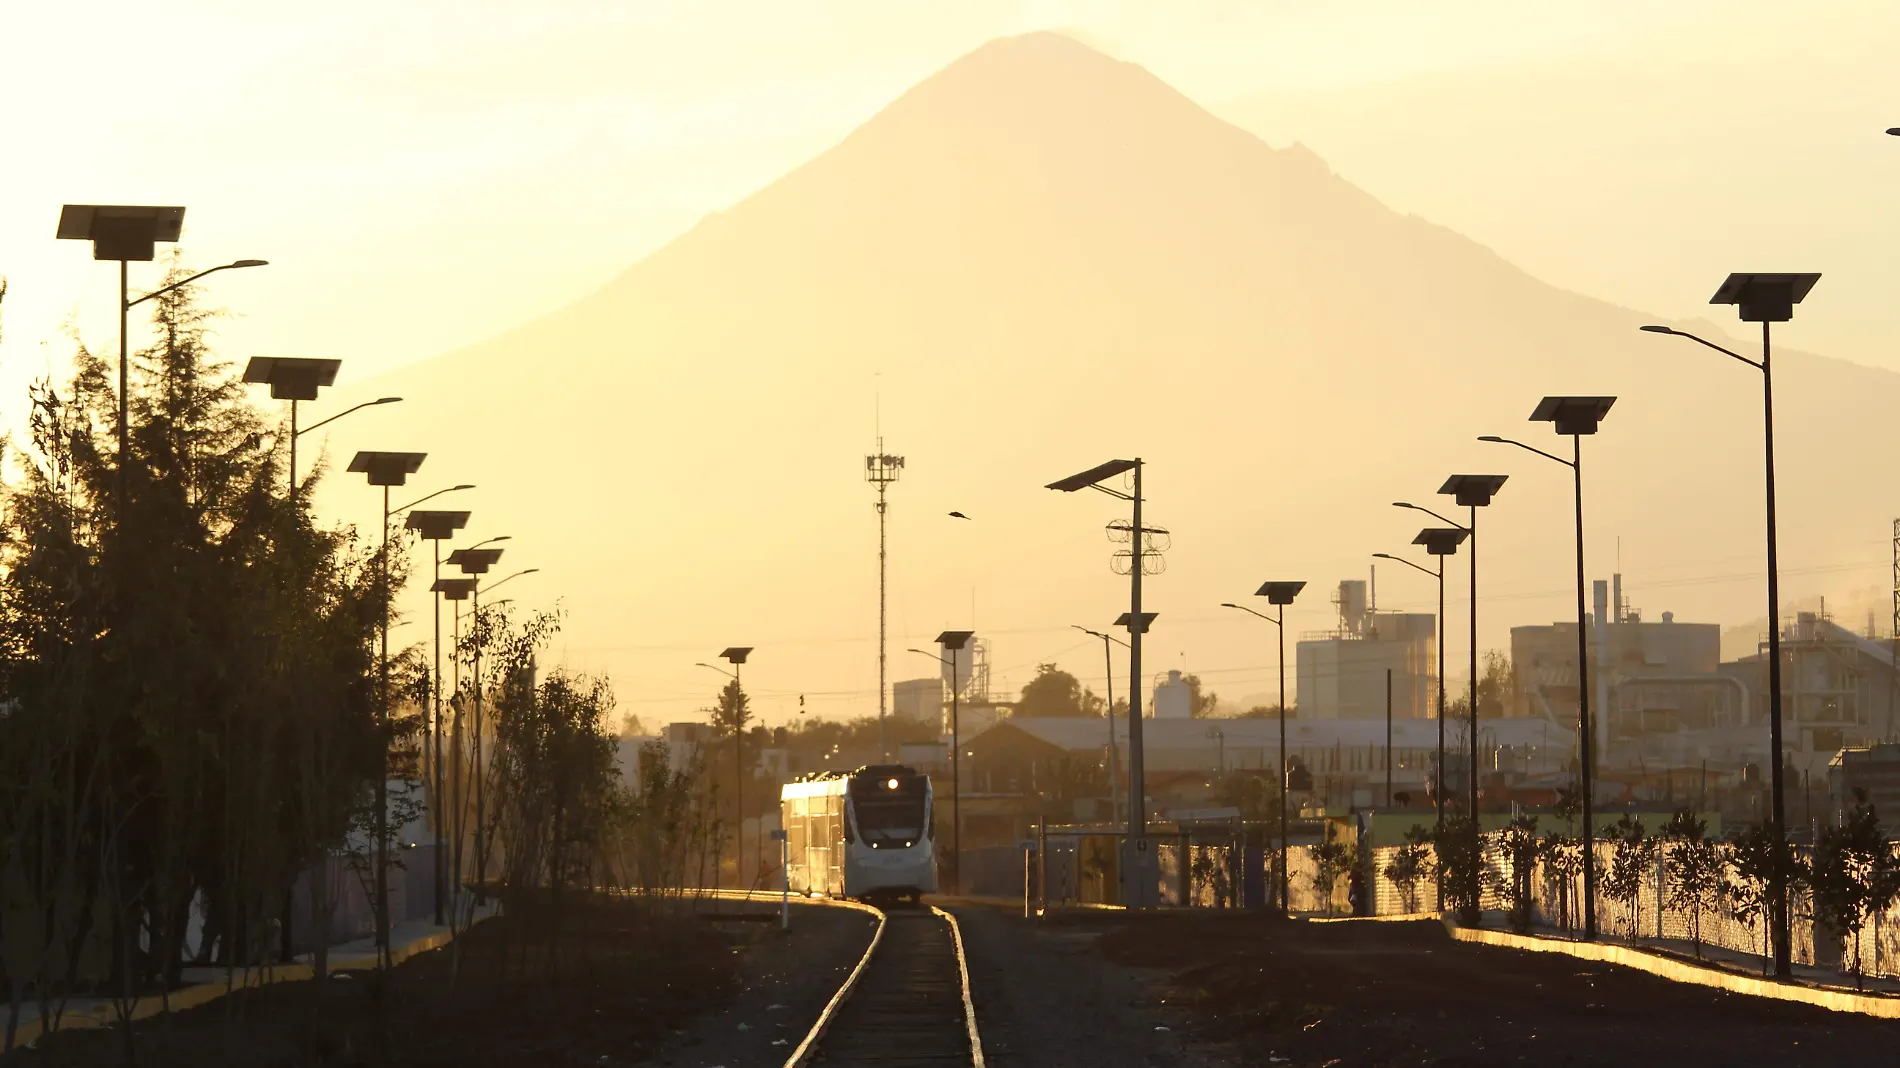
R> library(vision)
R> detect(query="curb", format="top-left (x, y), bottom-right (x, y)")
top-left (1447, 924), bottom-right (1900, 1019)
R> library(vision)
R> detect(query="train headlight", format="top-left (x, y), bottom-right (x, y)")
top-left (886, 778), bottom-right (899, 789)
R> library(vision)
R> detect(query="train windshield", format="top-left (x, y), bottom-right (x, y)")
top-left (847, 771), bottom-right (929, 845)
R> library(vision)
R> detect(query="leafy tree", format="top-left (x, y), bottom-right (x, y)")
top-left (1181, 673), bottom-right (1220, 718)
top-left (1383, 824), bottom-right (1434, 914)
top-left (1497, 814), bottom-right (1540, 932)
top-left (1433, 815), bottom-right (1487, 920)
top-left (1214, 770), bottom-right (1280, 824)
top-left (0, 259), bottom-right (392, 1038)
top-left (1016, 663), bottom-right (1101, 717)
top-left (1310, 822), bottom-right (1354, 916)
top-left (1477, 650), bottom-right (1514, 718)
top-left (1810, 794), bottom-right (1898, 989)
top-left (1727, 820), bottom-right (1809, 976)
top-left (1604, 814), bottom-right (1652, 938)
top-left (1661, 811), bottom-right (1724, 958)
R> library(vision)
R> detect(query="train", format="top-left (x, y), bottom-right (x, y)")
top-left (779, 764), bottom-right (938, 902)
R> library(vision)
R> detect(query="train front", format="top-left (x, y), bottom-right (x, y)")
top-left (843, 765), bottom-right (938, 901)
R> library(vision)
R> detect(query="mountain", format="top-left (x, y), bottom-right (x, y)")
top-left (312, 32), bottom-right (1898, 723)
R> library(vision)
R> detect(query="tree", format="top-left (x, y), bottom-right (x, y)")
top-left (1604, 814), bottom-right (1652, 938)
top-left (1498, 814), bottom-right (1540, 932)
top-left (1433, 815), bottom-right (1487, 920)
top-left (1727, 820), bottom-right (1809, 976)
top-left (1310, 822), bottom-right (1354, 916)
top-left (1476, 650), bottom-right (1514, 718)
top-left (1182, 673), bottom-right (1220, 718)
top-left (1383, 825), bottom-right (1434, 915)
top-left (0, 259), bottom-right (391, 1046)
top-left (1810, 794), bottom-right (1897, 989)
top-left (1016, 663), bottom-right (1100, 717)
top-left (1661, 810), bottom-right (1724, 958)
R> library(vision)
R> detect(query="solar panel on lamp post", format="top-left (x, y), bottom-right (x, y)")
top-left (240, 357), bottom-right (345, 497)
top-left (346, 450), bottom-right (425, 965)
top-left (1048, 458), bottom-right (1162, 907)
top-left (1481, 393), bottom-right (1614, 941)
top-left (1223, 583), bottom-right (1303, 915)
top-left (57, 205), bottom-right (266, 504)
top-left (1072, 625), bottom-right (1130, 828)
top-left (1643, 274), bottom-right (1817, 978)
top-left (406, 508), bottom-right (470, 926)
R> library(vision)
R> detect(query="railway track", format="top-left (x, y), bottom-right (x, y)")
top-left (786, 903), bottom-right (984, 1068)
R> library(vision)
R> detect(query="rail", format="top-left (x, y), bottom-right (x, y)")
top-left (784, 901), bottom-right (983, 1067)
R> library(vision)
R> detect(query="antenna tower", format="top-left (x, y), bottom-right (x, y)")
top-left (866, 441), bottom-right (904, 758)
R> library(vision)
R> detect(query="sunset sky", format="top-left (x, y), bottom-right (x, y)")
top-left (4, 1), bottom-right (1899, 723)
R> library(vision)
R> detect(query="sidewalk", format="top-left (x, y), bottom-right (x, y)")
top-left (1448, 916), bottom-right (1900, 1018)
top-left (4, 908), bottom-right (495, 1052)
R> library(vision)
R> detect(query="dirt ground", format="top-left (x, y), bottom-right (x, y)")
top-left (13, 894), bottom-right (752, 1068)
top-left (638, 898), bottom-right (878, 1067)
top-left (949, 901), bottom-right (1225, 1068)
top-left (1093, 912), bottom-right (1900, 1067)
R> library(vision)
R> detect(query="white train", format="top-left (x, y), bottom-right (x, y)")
top-left (780, 764), bottom-right (938, 902)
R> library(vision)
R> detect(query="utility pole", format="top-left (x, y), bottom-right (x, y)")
top-left (866, 443), bottom-right (904, 760)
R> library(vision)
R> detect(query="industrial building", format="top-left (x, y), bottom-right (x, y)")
top-left (1723, 607), bottom-right (1900, 780)
top-left (892, 677), bottom-right (943, 729)
top-left (1296, 577), bottom-right (1434, 719)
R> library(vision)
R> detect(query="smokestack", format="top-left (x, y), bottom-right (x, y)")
top-left (1593, 579), bottom-right (1608, 630)
top-left (1612, 572), bottom-right (1623, 625)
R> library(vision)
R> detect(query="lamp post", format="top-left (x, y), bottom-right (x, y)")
top-left (910, 630), bottom-right (974, 895)
top-left (430, 575), bottom-right (478, 917)
top-left (449, 543), bottom-right (507, 898)
top-left (345, 450), bottom-right (427, 964)
top-left (1400, 481), bottom-right (1504, 921)
top-left (1643, 273), bottom-right (1818, 977)
top-left (1222, 580), bottom-right (1305, 916)
top-left (1375, 533), bottom-right (1464, 911)
top-left (1072, 625), bottom-right (1128, 826)
top-left (1481, 393), bottom-right (1615, 941)
top-left (405, 506), bottom-right (472, 925)
top-left (698, 648), bottom-right (754, 887)
top-left (57, 205), bottom-right (266, 502)
top-left (1048, 458), bottom-right (1162, 907)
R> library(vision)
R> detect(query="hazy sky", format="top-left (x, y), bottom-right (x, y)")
top-left (4, 1), bottom-right (1899, 722)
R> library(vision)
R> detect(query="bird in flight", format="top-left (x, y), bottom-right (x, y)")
top-left (948, 511), bottom-right (970, 520)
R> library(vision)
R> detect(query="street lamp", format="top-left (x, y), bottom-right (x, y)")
top-left (698, 648), bottom-right (753, 888)
top-left (448, 543), bottom-right (505, 897)
top-left (1072, 624), bottom-right (1129, 826)
top-left (1222, 581), bottom-right (1303, 916)
top-left (1048, 457), bottom-right (1161, 907)
top-left (910, 630), bottom-right (974, 894)
top-left (240, 357), bottom-right (374, 497)
top-left (57, 205), bottom-right (266, 500)
top-left (1643, 272), bottom-right (1817, 977)
top-left (1481, 393), bottom-right (1614, 941)
top-left (431, 574), bottom-right (478, 916)
top-left (1373, 535), bottom-right (1463, 835)
top-left (405, 507), bottom-right (470, 925)
top-left (346, 450), bottom-right (426, 964)
top-left (1402, 478), bottom-right (1505, 918)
